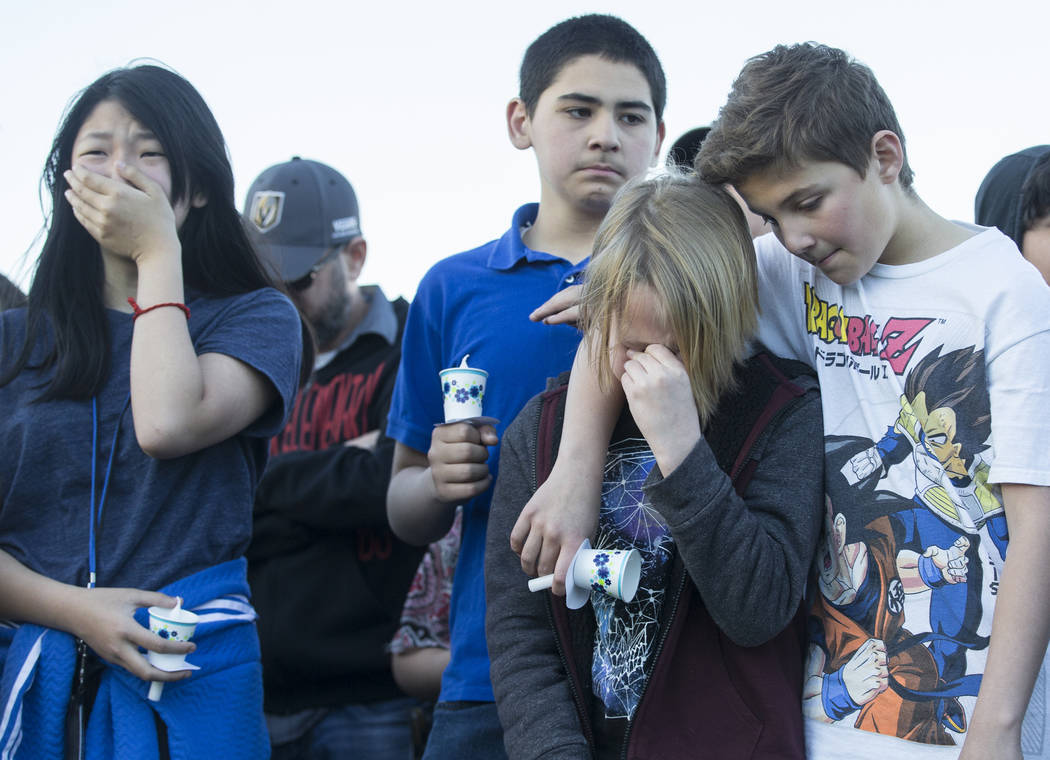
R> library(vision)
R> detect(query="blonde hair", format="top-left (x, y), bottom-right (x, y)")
top-left (579, 171), bottom-right (758, 425)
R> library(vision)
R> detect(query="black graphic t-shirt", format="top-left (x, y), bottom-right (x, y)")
top-left (589, 421), bottom-right (676, 753)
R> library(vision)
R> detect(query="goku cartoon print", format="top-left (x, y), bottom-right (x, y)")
top-left (807, 344), bottom-right (1003, 746)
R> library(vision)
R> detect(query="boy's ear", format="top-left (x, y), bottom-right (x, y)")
top-left (507, 98), bottom-right (532, 151)
top-left (871, 130), bottom-right (904, 185)
top-left (651, 121), bottom-right (667, 166)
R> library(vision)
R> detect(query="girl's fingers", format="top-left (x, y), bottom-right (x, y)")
top-left (510, 509), bottom-right (531, 556)
top-left (552, 546), bottom-right (576, 597)
top-left (65, 193), bottom-right (103, 241)
top-left (141, 629), bottom-right (195, 656)
top-left (625, 348), bottom-right (686, 388)
top-left (116, 161), bottom-right (161, 196)
top-left (519, 529), bottom-right (543, 577)
top-left (64, 189), bottom-right (103, 226)
top-left (122, 649), bottom-right (193, 682)
top-left (644, 343), bottom-right (681, 366)
top-left (116, 650), bottom-right (157, 681)
top-left (119, 612), bottom-right (193, 654)
top-left (63, 172), bottom-right (106, 217)
top-left (152, 668), bottom-right (194, 682)
top-left (536, 535), bottom-right (560, 578)
top-left (133, 590), bottom-right (181, 610)
top-left (619, 370), bottom-right (635, 396)
top-left (68, 164), bottom-right (159, 206)
top-left (67, 166), bottom-right (115, 205)
top-left (622, 353), bottom-right (654, 382)
top-left (626, 344), bottom-right (680, 364)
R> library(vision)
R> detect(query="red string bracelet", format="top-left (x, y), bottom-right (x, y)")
top-left (127, 297), bottom-right (191, 321)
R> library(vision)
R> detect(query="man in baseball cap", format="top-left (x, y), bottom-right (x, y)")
top-left (243, 158), bottom-right (422, 759)
top-left (246, 156), bottom-right (369, 350)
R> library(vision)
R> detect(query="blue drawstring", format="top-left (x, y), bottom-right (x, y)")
top-left (88, 395), bottom-right (129, 589)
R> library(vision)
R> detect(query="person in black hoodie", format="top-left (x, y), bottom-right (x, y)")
top-left (975, 145), bottom-right (1050, 284)
top-left (243, 157), bottom-right (423, 759)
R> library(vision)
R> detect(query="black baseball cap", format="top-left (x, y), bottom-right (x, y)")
top-left (244, 157), bottom-right (362, 282)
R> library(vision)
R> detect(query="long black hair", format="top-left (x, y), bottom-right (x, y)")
top-left (2, 64), bottom-right (312, 400)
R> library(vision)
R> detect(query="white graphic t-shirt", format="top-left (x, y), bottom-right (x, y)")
top-left (754, 226), bottom-right (1050, 759)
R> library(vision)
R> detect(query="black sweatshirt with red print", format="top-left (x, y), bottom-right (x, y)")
top-left (247, 294), bottom-right (425, 714)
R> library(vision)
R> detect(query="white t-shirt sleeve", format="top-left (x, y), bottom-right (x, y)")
top-left (984, 260), bottom-right (1050, 485)
top-left (755, 233), bottom-right (813, 365)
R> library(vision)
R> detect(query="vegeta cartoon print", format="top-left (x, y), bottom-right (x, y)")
top-left (841, 346), bottom-right (1006, 562)
top-left (811, 347), bottom-right (1004, 742)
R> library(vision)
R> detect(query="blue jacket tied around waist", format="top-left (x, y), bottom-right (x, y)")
top-left (0, 558), bottom-right (267, 759)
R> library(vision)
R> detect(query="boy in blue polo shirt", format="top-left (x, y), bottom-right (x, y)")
top-left (385, 14), bottom-right (665, 759)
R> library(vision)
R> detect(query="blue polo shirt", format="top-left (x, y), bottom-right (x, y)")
top-left (387, 203), bottom-right (588, 702)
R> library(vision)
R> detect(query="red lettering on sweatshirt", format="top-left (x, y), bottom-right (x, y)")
top-left (271, 361), bottom-right (388, 455)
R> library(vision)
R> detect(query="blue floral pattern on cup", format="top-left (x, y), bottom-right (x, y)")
top-left (151, 621), bottom-right (193, 642)
top-left (440, 366), bottom-right (488, 421)
top-left (443, 378), bottom-right (485, 409)
top-left (589, 550), bottom-right (623, 592)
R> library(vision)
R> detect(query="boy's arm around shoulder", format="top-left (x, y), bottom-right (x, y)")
top-left (511, 339), bottom-right (619, 595)
top-left (645, 384), bottom-right (824, 647)
top-left (960, 483), bottom-right (1050, 760)
top-left (485, 396), bottom-right (592, 760)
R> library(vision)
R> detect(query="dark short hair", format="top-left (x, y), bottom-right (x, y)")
top-left (1022, 151), bottom-right (1050, 232)
top-left (697, 43), bottom-right (913, 189)
top-left (519, 14), bottom-right (666, 121)
top-left (666, 126), bottom-right (711, 171)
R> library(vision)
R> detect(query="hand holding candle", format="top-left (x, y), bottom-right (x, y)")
top-left (439, 355), bottom-right (493, 424)
top-left (146, 597), bottom-right (200, 701)
top-left (528, 539), bottom-right (642, 609)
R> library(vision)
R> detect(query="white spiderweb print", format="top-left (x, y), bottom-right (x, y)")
top-left (591, 437), bottom-right (675, 720)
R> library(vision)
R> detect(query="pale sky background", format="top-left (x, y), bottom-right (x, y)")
top-left (4, 0), bottom-right (1047, 301)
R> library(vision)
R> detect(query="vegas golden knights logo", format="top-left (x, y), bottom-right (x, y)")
top-left (249, 191), bottom-right (285, 233)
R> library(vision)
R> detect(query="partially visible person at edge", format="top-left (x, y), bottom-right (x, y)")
top-left (384, 14), bottom-right (666, 759)
top-left (514, 42), bottom-right (1050, 760)
top-left (975, 145), bottom-right (1050, 285)
top-left (486, 173), bottom-right (823, 759)
top-left (388, 506), bottom-right (464, 757)
top-left (665, 125), bottom-right (768, 238)
top-left (0, 64), bottom-right (308, 759)
top-left (0, 275), bottom-right (25, 311)
top-left (243, 157), bottom-right (420, 759)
